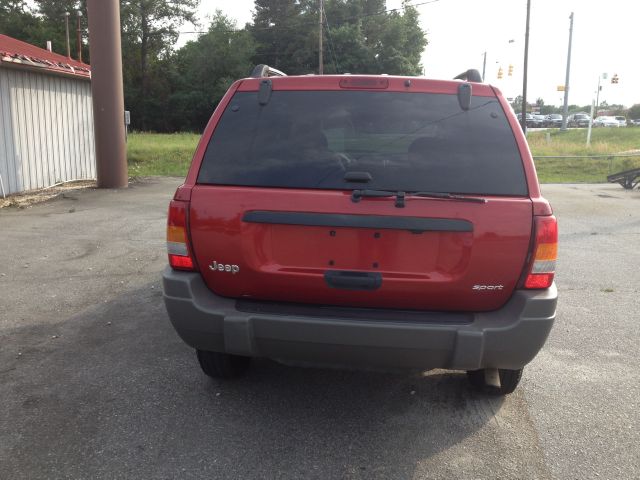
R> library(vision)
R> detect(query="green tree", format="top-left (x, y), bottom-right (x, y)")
top-left (627, 104), bottom-right (640, 120)
top-left (250, 0), bottom-right (311, 74)
top-left (166, 13), bottom-right (256, 131)
top-left (250, 0), bottom-right (427, 75)
top-left (539, 104), bottom-right (561, 115)
top-left (373, 4), bottom-right (426, 75)
top-left (0, 1), bottom-right (48, 51)
top-left (33, 0), bottom-right (89, 60)
top-left (0, 0), bottom-right (24, 10)
top-left (511, 95), bottom-right (523, 113)
top-left (34, 0), bottom-right (84, 19)
top-left (120, 0), bottom-right (199, 129)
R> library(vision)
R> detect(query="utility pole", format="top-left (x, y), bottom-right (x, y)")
top-left (76, 11), bottom-right (83, 63)
top-left (595, 74), bottom-right (606, 117)
top-left (87, 0), bottom-right (128, 189)
top-left (586, 99), bottom-right (595, 147)
top-left (482, 51), bottom-right (487, 81)
top-left (521, 0), bottom-right (531, 131)
top-left (64, 12), bottom-right (71, 58)
top-left (560, 12), bottom-right (574, 131)
top-left (595, 76), bottom-right (600, 117)
top-left (318, 0), bottom-right (324, 75)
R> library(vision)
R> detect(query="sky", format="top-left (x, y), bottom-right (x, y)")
top-left (178, 0), bottom-right (638, 108)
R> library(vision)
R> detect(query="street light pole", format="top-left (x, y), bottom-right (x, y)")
top-left (560, 12), bottom-right (574, 131)
top-left (595, 74), bottom-right (604, 117)
top-left (64, 12), bottom-right (71, 58)
top-left (520, 0), bottom-right (531, 131)
top-left (76, 11), bottom-right (83, 63)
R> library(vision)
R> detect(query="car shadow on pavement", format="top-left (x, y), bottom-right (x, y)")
top-left (1, 282), bottom-right (547, 480)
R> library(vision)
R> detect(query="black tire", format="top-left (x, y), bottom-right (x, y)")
top-left (466, 368), bottom-right (523, 395)
top-left (196, 350), bottom-right (251, 379)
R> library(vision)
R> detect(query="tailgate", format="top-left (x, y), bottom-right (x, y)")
top-left (189, 186), bottom-right (532, 312)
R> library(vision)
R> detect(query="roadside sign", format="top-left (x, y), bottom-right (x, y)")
top-left (124, 110), bottom-right (131, 142)
top-left (557, 85), bottom-right (565, 91)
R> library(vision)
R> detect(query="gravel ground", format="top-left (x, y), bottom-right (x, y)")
top-left (0, 178), bottom-right (638, 479)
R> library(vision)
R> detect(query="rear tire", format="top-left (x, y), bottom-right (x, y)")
top-left (467, 368), bottom-right (523, 395)
top-left (196, 350), bottom-right (251, 379)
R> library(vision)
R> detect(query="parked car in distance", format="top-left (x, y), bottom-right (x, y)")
top-left (594, 116), bottom-right (621, 127)
top-left (526, 113), bottom-right (543, 128)
top-left (567, 113), bottom-right (590, 128)
top-left (163, 66), bottom-right (558, 396)
top-left (629, 118), bottom-right (640, 126)
top-left (614, 116), bottom-right (627, 127)
top-left (544, 114), bottom-right (563, 128)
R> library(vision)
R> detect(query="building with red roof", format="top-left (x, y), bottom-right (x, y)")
top-left (0, 34), bottom-right (91, 79)
top-left (0, 34), bottom-right (96, 196)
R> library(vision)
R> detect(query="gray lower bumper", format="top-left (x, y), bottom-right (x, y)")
top-left (162, 267), bottom-right (556, 371)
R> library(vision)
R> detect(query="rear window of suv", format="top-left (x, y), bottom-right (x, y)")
top-left (198, 90), bottom-right (528, 196)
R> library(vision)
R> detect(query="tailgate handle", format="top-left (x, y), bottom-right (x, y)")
top-left (324, 271), bottom-right (382, 291)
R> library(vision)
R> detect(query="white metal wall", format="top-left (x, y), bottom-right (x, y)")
top-left (0, 67), bottom-right (96, 195)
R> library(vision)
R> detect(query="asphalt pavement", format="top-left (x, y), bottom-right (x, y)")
top-left (0, 178), bottom-right (638, 479)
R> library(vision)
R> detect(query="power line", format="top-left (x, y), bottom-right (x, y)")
top-left (323, 9), bottom-right (339, 73)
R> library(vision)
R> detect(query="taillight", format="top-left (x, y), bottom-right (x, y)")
top-left (524, 216), bottom-right (557, 289)
top-left (167, 200), bottom-right (196, 271)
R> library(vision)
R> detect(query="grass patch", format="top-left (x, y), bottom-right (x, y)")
top-left (126, 128), bottom-right (640, 183)
top-left (528, 128), bottom-right (640, 183)
top-left (127, 132), bottom-right (199, 177)
top-left (528, 128), bottom-right (640, 156)
top-left (534, 156), bottom-right (640, 183)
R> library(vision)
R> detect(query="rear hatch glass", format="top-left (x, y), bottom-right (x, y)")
top-left (197, 91), bottom-right (527, 196)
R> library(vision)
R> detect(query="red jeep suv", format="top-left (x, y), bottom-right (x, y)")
top-left (163, 66), bottom-right (558, 395)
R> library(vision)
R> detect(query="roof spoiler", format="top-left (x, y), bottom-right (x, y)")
top-left (453, 69), bottom-right (483, 83)
top-left (250, 64), bottom-right (287, 78)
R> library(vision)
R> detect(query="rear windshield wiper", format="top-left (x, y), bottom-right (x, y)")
top-left (408, 191), bottom-right (487, 204)
top-left (351, 189), bottom-right (487, 208)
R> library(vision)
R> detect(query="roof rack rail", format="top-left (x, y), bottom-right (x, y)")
top-left (453, 69), bottom-right (483, 83)
top-left (250, 64), bottom-right (287, 78)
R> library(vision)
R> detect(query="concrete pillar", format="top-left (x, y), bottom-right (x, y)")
top-left (87, 0), bottom-right (128, 189)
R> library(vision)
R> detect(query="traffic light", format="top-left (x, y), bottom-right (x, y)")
top-left (611, 74), bottom-right (619, 84)
top-left (497, 67), bottom-right (503, 79)
top-left (508, 64), bottom-right (514, 76)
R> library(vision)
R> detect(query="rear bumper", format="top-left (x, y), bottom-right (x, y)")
top-left (162, 267), bottom-right (557, 371)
